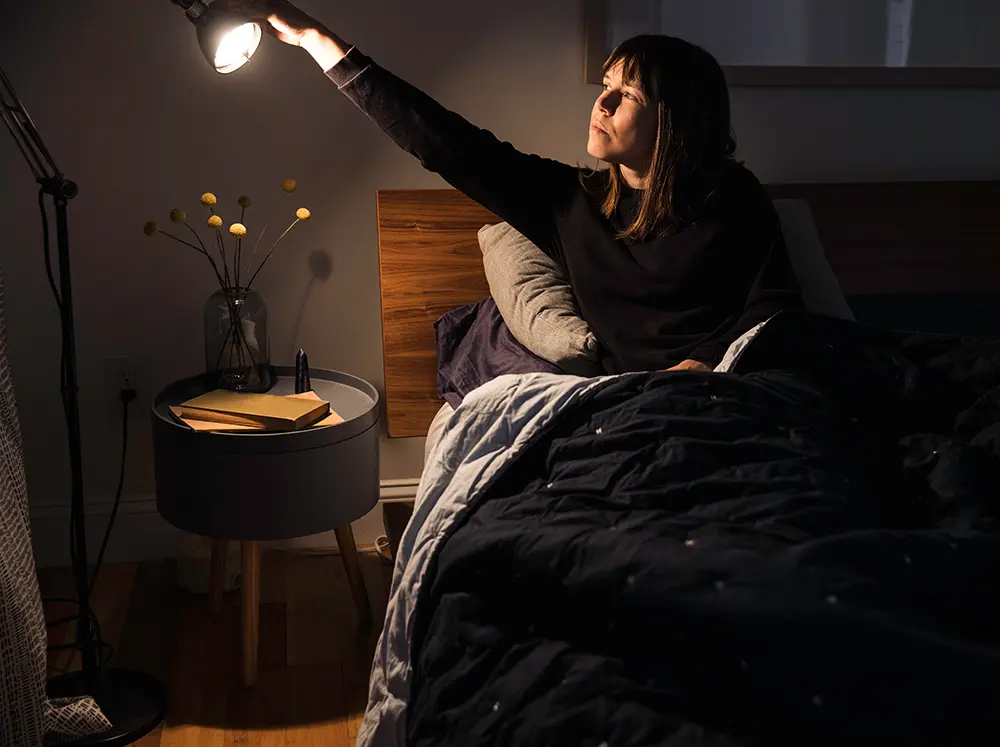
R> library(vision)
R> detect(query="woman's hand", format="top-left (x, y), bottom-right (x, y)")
top-left (667, 359), bottom-right (711, 372)
top-left (213, 1), bottom-right (312, 37)
top-left (215, 0), bottom-right (349, 69)
top-left (249, 0), bottom-right (325, 46)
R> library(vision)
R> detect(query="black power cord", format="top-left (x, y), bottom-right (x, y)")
top-left (44, 389), bottom-right (131, 671)
top-left (90, 387), bottom-right (133, 594)
top-left (38, 186), bottom-right (134, 673)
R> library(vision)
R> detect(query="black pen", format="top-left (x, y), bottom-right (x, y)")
top-left (295, 348), bottom-right (312, 394)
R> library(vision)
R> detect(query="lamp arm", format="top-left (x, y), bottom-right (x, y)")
top-left (1, 68), bottom-right (57, 184)
top-left (0, 66), bottom-right (77, 198)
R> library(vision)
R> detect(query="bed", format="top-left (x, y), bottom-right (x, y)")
top-left (364, 180), bottom-right (1000, 747)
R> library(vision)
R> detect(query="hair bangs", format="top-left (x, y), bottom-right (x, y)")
top-left (602, 37), bottom-right (659, 99)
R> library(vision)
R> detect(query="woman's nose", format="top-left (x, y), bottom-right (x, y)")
top-left (598, 92), bottom-right (617, 114)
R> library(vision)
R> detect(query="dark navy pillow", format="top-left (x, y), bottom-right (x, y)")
top-left (435, 297), bottom-right (563, 409)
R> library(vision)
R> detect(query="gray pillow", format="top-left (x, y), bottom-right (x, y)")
top-left (478, 222), bottom-right (600, 375)
top-left (772, 198), bottom-right (854, 321)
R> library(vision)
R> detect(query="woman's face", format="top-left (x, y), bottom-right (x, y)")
top-left (587, 62), bottom-right (658, 175)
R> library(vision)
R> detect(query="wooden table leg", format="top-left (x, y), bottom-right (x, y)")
top-left (241, 540), bottom-right (260, 687)
top-left (209, 539), bottom-right (227, 613)
top-left (334, 523), bottom-right (371, 623)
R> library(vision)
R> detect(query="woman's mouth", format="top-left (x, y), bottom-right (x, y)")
top-left (590, 123), bottom-right (608, 135)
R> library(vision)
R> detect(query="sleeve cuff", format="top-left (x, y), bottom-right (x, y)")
top-left (688, 346), bottom-right (724, 368)
top-left (324, 46), bottom-right (372, 88)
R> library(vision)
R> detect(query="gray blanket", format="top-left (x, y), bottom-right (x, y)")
top-left (357, 321), bottom-right (766, 747)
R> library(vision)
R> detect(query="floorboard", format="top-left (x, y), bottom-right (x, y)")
top-left (38, 549), bottom-right (392, 747)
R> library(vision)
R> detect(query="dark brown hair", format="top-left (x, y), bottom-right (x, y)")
top-left (589, 35), bottom-right (737, 241)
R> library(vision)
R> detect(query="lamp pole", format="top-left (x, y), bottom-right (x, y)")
top-left (1, 65), bottom-right (166, 747)
top-left (0, 65), bottom-right (96, 675)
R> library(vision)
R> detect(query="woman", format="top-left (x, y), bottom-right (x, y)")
top-left (238, 1), bottom-right (804, 373)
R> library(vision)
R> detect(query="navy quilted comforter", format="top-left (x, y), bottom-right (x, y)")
top-left (406, 312), bottom-right (1000, 746)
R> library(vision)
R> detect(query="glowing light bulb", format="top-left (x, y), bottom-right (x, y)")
top-left (213, 22), bottom-right (262, 74)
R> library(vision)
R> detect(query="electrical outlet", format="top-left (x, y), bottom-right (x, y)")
top-left (104, 356), bottom-right (144, 410)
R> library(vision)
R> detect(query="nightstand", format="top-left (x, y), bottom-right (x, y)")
top-left (150, 366), bottom-right (380, 686)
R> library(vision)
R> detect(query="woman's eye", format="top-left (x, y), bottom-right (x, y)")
top-left (624, 92), bottom-right (637, 101)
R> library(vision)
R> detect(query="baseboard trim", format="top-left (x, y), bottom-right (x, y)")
top-left (378, 477), bottom-right (421, 503)
top-left (29, 478), bottom-right (422, 569)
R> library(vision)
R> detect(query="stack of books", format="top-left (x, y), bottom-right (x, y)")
top-left (170, 389), bottom-right (344, 433)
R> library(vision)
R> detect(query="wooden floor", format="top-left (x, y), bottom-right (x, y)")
top-left (39, 549), bottom-right (392, 746)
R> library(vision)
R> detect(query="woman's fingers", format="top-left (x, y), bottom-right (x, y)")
top-left (213, 0), bottom-right (326, 50)
top-left (257, 19), bottom-right (278, 38)
top-left (264, 15), bottom-right (307, 45)
top-left (267, 15), bottom-right (298, 36)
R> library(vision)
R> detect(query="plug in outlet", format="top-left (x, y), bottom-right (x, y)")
top-left (104, 356), bottom-right (144, 412)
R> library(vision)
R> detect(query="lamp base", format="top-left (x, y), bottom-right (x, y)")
top-left (46, 669), bottom-right (167, 746)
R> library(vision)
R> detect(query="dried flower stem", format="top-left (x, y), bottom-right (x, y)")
top-left (204, 205), bottom-right (230, 284)
top-left (182, 221), bottom-right (212, 257)
top-left (157, 229), bottom-right (227, 289)
top-left (246, 218), bottom-right (299, 290)
top-left (235, 238), bottom-right (242, 288)
top-left (245, 200), bottom-right (277, 281)
top-left (213, 316), bottom-right (235, 370)
top-left (213, 230), bottom-right (230, 287)
top-left (214, 317), bottom-right (251, 372)
top-left (213, 307), bottom-right (243, 370)
top-left (237, 204), bottom-right (246, 287)
top-left (212, 291), bottom-right (257, 372)
top-left (204, 207), bottom-right (254, 372)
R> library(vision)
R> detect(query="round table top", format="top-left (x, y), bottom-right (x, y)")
top-left (151, 366), bottom-right (380, 452)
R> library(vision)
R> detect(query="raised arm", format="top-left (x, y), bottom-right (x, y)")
top-left (236, 1), bottom-right (575, 254)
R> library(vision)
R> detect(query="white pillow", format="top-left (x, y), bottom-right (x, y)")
top-left (772, 198), bottom-right (854, 321)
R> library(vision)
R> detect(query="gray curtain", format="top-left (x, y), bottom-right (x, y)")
top-left (0, 266), bottom-right (110, 744)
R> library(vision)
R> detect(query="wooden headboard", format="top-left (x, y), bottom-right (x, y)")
top-left (377, 181), bottom-right (1000, 437)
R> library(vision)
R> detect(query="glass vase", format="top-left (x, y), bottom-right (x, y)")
top-left (203, 286), bottom-right (273, 392)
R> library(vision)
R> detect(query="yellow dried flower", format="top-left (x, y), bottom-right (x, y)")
top-left (295, 207), bottom-right (311, 221)
top-left (238, 195), bottom-right (252, 208)
top-left (143, 221), bottom-right (159, 237)
top-left (207, 215), bottom-right (223, 229)
top-left (229, 222), bottom-right (247, 237)
top-left (200, 192), bottom-right (218, 206)
top-left (282, 179), bottom-right (297, 193)
top-left (169, 209), bottom-right (185, 223)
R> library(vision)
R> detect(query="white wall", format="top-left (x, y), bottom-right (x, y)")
top-left (2, 0), bottom-right (1000, 565)
top-left (655, 0), bottom-right (1000, 67)
top-left (658, 0), bottom-right (809, 66)
top-left (912, 0), bottom-right (1000, 65)
top-left (804, 0), bottom-right (887, 66)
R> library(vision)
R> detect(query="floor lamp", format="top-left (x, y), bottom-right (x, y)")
top-left (0, 3), bottom-right (261, 741)
top-left (1, 68), bottom-right (166, 745)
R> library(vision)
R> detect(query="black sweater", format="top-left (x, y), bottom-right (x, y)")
top-left (327, 48), bottom-right (804, 372)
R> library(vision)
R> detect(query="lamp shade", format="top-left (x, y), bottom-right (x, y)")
top-left (194, 8), bottom-right (262, 74)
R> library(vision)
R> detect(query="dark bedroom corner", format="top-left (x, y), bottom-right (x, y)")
top-left (1, 0), bottom-right (999, 745)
